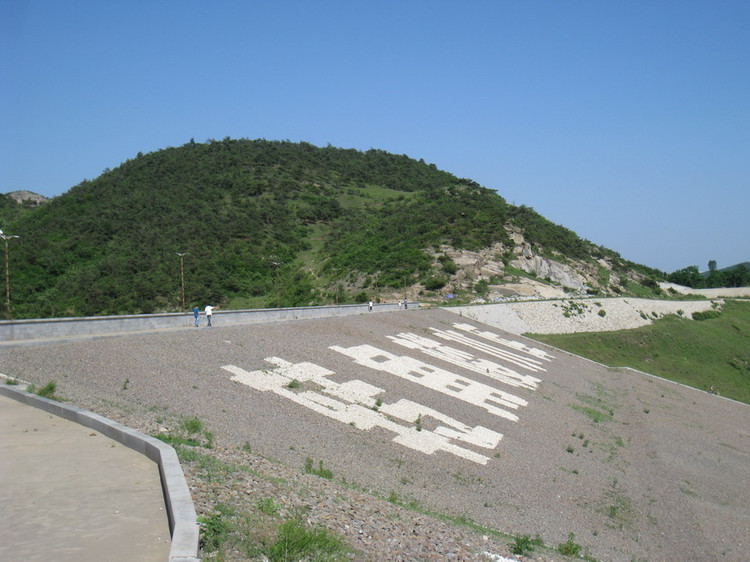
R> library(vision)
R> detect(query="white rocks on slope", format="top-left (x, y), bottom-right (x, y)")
top-left (450, 298), bottom-right (721, 335)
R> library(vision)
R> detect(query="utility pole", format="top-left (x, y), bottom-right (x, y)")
top-left (271, 260), bottom-right (282, 308)
top-left (1, 230), bottom-right (20, 320)
top-left (176, 252), bottom-right (189, 309)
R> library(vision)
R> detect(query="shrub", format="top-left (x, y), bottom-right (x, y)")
top-left (304, 458), bottom-right (333, 479)
top-left (474, 279), bottom-right (489, 296)
top-left (598, 309), bottom-right (606, 317)
top-left (558, 532), bottom-right (582, 556)
top-left (692, 309), bottom-right (721, 321)
top-left (423, 275), bottom-right (448, 291)
top-left (510, 534), bottom-right (543, 556)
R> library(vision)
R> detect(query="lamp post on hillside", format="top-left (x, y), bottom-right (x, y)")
top-left (271, 260), bottom-right (283, 308)
top-left (176, 252), bottom-right (189, 309)
top-left (1, 230), bottom-right (20, 320)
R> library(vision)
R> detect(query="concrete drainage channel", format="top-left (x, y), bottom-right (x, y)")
top-left (0, 384), bottom-right (201, 562)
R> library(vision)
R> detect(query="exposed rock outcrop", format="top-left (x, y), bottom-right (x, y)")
top-left (423, 227), bottom-right (647, 303)
top-left (5, 190), bottom-right (48, 206)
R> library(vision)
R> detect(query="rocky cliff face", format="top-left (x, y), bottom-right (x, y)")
top-left (427, 226), bottom-right (644, 302)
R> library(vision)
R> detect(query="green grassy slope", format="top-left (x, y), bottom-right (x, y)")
top-left (530, 300), bottom-right (750, 404)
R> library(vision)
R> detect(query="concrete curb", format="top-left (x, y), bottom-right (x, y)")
top-left (0, 384), bottom-right (201, 562)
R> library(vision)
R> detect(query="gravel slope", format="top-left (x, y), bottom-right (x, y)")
top-left (451, 297), bottom-right (720, 334)
top-left (2, 305), bottom-right (748, 561)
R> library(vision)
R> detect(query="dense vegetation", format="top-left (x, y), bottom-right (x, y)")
top-left (668, 262), bottom-right (750, 289)
top-left (1, 139), bottom-right (657, 319)
top-left (530, 300), bottom-right (750, 404)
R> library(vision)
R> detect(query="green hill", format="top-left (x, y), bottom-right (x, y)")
top-left (1, 139), bottom-right (662, 319)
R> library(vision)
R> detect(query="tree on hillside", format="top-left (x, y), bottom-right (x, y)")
top-left (668, 266), bottom-right (704, 288)
top-left (726, 264), bottom-right (749, 287)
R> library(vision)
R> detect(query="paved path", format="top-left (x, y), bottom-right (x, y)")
top-left (0, 394), bottom-right (171, 562)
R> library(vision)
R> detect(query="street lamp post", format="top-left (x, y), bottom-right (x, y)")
top-left (0, 230), bottom-right (20, 320)
top-left (271, 260), bottom-right (283, 308)
top-left (176, 252), bottom-right (189, 309)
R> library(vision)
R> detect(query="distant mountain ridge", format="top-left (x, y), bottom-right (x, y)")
top-left (0, 139), bottom-right (664, 319)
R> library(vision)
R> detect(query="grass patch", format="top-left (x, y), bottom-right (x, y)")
top-left (198, 505), bottom-right (234, 551)
top-left (268, 518), bottom-right (351, 561)
top-left (530, 300), bottom-right (750, 404)
top-left (181, 416), bottom-right (204, 434)
top-left (570, 405), bottom-right (613, 423)
top-left (153, 416), bottom-right (214, 449)
top-left (26, 380), bottom-right (62, 401)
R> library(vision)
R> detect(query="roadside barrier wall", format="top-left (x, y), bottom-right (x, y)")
top-left (0, 302), bottom-right (419, 343)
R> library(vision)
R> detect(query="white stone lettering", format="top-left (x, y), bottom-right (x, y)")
top-left (222, 358), bottom-right (502, 465)
top-left (387, 332), bottom-right (541, 391)
top-left (330, 344), bottom-right (524, 421)
top-left (428, 327), bottom-right (550, 372)
top-left (451, 323), bottom-right (555, 361)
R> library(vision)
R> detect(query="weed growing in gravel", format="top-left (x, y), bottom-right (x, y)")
top-left (510, 534), bottom-right (543, 556)
top-left (268, 518), bottom-right (351, 561)
top-left (287, 378), bottom-right (301, 389)
top-left (155, 417), bottom-right (215, 449)
top-left (181, 416), bottom-right (204, 434)
top-left (557, 532), bottom-right (582, 556)
top-left (571, 404), bottom-right (613, 423)
top-left (601, 478), bottom-right (634, 529)
top-left (415, 413), bottom-right (423, 431)
top-left (26, 380), bottom-right (60, 400)
top-left (37, 380), bottom-right (57, 398)
top-left (5, 377), bottom-right (19, 385)
top-left (562, 300), bottom-right (589, 318)
top-left (157, 433), bottom-right (202, 447)
top-left (121, 378), bottom-right (129, 390)
top-left (304, 458), bottom-right (333, 479)
top-left (176, 447), bottom-right (238, 483)
top-left (198, 504), bottom-right (234, 551)
top-left (256, 497), bottom-right (282, 516)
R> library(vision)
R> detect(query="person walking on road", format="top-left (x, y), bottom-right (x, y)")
top-left (193, 306), bottom-right (200, 327)
top-left (205, 305), bottom-right (215, 327)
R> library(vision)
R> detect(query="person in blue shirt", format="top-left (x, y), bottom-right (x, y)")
top-left (193, 306), bottom-right (200, 327)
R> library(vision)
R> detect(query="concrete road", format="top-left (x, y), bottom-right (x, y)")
top-left (0, 394), bottom-right (171, 562)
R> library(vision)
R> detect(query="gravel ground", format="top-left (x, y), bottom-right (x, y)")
top-left (452, 297), bottom-right (721, 334)
top-left (2, 304), bottom-right (749, 561)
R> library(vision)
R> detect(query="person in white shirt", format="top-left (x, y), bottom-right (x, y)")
top-left (204, 305), bottom-right (215, 327)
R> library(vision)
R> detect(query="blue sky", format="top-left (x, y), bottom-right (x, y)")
top-left (2, 1), bottom-right (748, 273)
